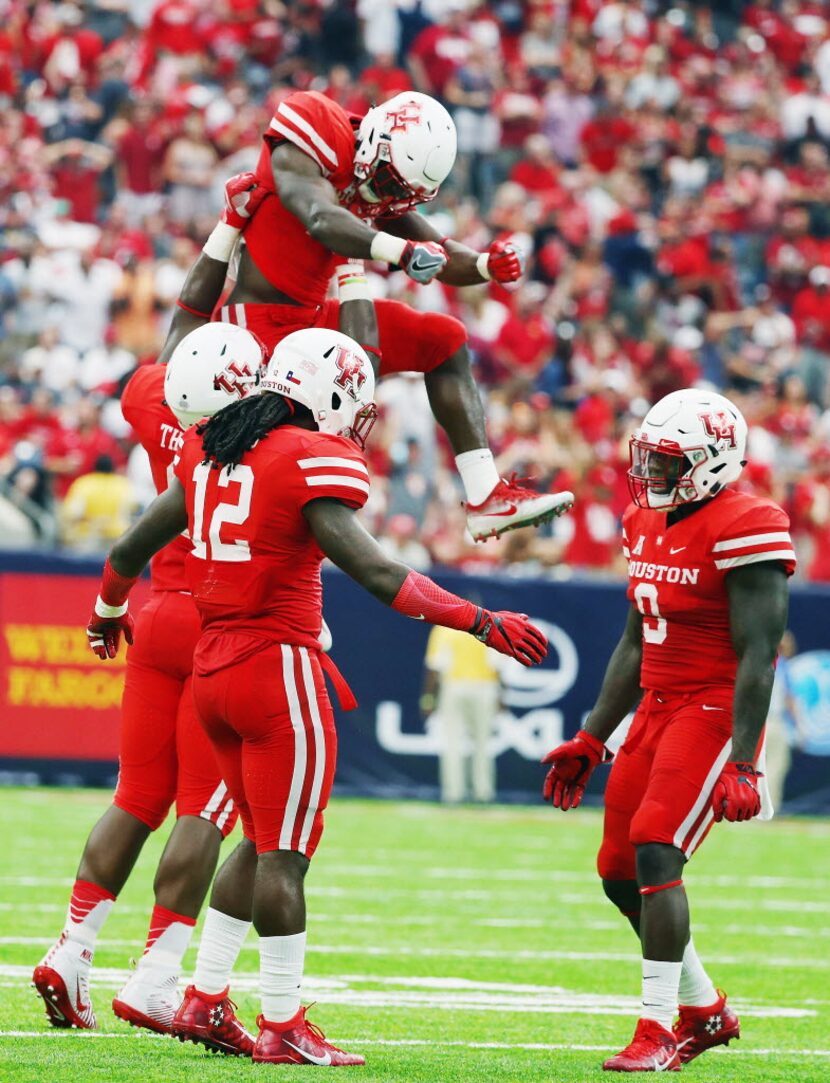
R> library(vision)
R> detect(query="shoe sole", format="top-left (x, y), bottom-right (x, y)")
top-left (678, 1026), bottom-right (740, 1064)
top-left (32, 967), bottom-right (95, 1030)
top-left (469, 494), bottom-right (575, 542)
top-left (112, 997), bottom-right (173, 1036)
top-left (171, 1027), bottom-right (253, 1058)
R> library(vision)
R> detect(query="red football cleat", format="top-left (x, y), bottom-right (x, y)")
top-left (253, 1006), bottom-right (366, 1066)
top-left (465, 475), bottom-right (574, 541)
top-left (603, 1018), bottom-right (681, 1072)
top-left (674, 989), bottom-right (740, 1063)
top-left (32, 933), bottom-right (96, 1030)
top-left (171, 984), bottom-right (254, 1056)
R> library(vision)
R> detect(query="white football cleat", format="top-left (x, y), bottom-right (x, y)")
top-left (33, 932), bottom-right (97, 1029)
top-left (465, 475), bottom-right (574, 542)
top-left (112, 962), bottom-right (181, 1034)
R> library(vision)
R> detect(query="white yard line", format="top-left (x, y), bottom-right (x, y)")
top-left (4, 936), bottom-right (828, 969)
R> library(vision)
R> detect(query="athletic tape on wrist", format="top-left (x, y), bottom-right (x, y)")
top-left (337, 265), bottom-right (373, 303)
top-left (476, 251), bottom-right (492, 281)
top-left (202, 221), bottom-right (241, 262)
top-left (370, 231), bottom-right (407, 266)
top-left (94, 595), bottom-right (128, 619)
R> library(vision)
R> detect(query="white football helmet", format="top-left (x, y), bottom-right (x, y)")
top-left (628, 389), bottom-right (748, 510)
top-left (353, 92), bottom-right (457, 217)
top-left (164, 323), bottom-right (266, 427)
top-left (260, 328), bottom-right (377, 448)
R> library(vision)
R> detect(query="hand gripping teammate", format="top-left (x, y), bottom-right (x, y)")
top-left (33, 174), bottom-right (268, 1033)
top-left (83, 269), bottom-right (548, 1065)
top-left (541, 389), bottom-right (796, 1072)
top-left (219, 88), bottom-right (573, 541)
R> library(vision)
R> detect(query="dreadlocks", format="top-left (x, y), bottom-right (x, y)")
top-left (197, 393), bottom-right (312, 471)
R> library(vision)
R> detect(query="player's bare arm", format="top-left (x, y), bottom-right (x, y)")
top-left (378, 210), bottom-right (526, 287)
top-left (335, 262), bottom-right (379, 370)
top-left (111, 481), bottom-right (189, 578)
top-left (541, 606), bottom-right (641, 809)
top-left (583, 606), bottom-right (644, 745)
top-left (272, 145), bottom-right (379, 258)
top-left (86, 482), bottom-right (189, 660)
top-left (303, 497), bottom-right (547, 667)
top-left (727, 561), bottom-right (790, 763)
top-left (272, 145), bottom-right (449, 283)
top-left (157, 172), bottom-right (269, 365)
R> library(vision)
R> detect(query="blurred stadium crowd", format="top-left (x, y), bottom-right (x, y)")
top-left (3, 0), bottom-right (830, 579)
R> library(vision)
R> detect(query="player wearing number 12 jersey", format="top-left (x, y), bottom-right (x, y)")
top-left (541, 389), bottom-right (796, 1073)
top-left (85, 288), bottom-right (548, 1064)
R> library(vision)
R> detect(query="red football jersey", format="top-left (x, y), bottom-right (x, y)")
top-left (622, 489), bottom-right (796, 695)
top-left (248, 91), bottom-right (359, 305)
top-left (173, 423), bottom-right (369, 674)
top-left (121, 365), bottom-right (191, 592)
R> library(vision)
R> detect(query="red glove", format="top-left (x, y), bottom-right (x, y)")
top-left (87, 607), bottom-right (134, 660)
top-left (711, 761), bottom-right (762, 822)
top-left (542, 730), bottom-right (609, 809)
top-left (470, 608), bottom-right (547, 667)
top-left (485, 239), bottom-right (526, 283)
top-left (399, 239), bottom-right (448, 284)
top-left (221, 171), bottom-right (268, 230)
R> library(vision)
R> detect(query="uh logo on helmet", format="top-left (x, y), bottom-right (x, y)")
top-left (261, 328), bottom-right (378, 449)
top-left (628, 388), bottom-right (748, 510)
top-left (351, 92), bottom-right (457, 218)
top-left (164, 323), bottom-right (266, 428)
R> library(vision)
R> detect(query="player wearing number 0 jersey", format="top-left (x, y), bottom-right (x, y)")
top-left (85, 300), bottom-right (549, 1064)
top-left (223, 88), bottom-right (574, 541)
top-left (33, 174), bottom-right (267, 1036)
top-left (541, 389), bottom-right (795, 1073)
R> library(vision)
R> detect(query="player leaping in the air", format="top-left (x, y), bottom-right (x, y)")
top-left (84, 265), bottom-right (548, 1065)
top-left (32, 174), bottom-right (273, 1034)
top-left (541, 389), bottom-right (796, 1073)
top-left (218, 88), bottom-right (573, 541)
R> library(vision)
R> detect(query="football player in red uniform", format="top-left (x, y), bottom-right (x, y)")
top-left (33, 174), bottom-right (268, 1034)
top-left (85, 303), bottom-right (549, 1064)
top-left (219, 88), bottom-right (574, 541)
top-left (541, 389), bottom-right (796, 1073)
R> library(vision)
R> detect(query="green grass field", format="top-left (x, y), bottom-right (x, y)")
top-left (0, 788), bottom-right (828, 1083)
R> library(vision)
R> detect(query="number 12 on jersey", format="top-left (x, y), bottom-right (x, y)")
top-left (634, 582), bottom-right (667, 645)
top-left (191, 461), bottom-right (254, 562)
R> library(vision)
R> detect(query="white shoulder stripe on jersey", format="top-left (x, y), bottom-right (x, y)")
top-left (712, 531), bottom-right (791, 552)
top-left (714, 549), bottom-right (796, 570)
top-left (277, 102), bottom-right (338, 168)
top-left (270, 119), bottom-right (329, 175)
top-left (298, 456), bottom-right (369, 475)
top-left (304, 474), bottom-right (370, 494)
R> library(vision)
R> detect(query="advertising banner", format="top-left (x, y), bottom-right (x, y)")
top-left (1, 553), bottom-right (828, 811)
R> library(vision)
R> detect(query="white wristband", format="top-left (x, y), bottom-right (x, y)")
top-left (202, 221), bottom-right (241, 263)
top-left (337, 261), bottom-right (373, 302)
top-left (476, 251), bottom-right (492, 281)
top-left (370, 231), bottom-right (408, 266)
top-left (95, 595), bottom-right (128, 619)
